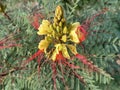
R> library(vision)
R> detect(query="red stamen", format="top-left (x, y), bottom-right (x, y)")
top-left (81, 8), bottom-right (108, 31)
top-left (22, 50), bottom-right (43, 66)
top-left (0, 44), bottom-right (21, 49)
top-left (63, 60), bottom-right (80, 69)
top-left (75, 54), bottom-right (99, 72)
top-left (37, 54), bottom-right (43, 75)
top-left (51, 62), bottom-right (57, 90)
top-left (71, 70), bottom-right (85, 84)
top-left (56, 51), bottom-right (66, 61)
top-left (58, 60), bottom-right (68, 88)
top-left (0, 34), bottom-right (13, 45)
top-left (79, 26), bottom-right (87, 35)
top-left (79, 26), bottom-right (87, 42)
top-left (32, 14), bottom-right (40, 29)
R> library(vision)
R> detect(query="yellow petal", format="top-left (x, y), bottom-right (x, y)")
top-left (37, 20), bottom-right (52, 35)
top-left (55, 44), bottom-right (62, 53)
top-left (51, 44), bottom-right (61, 61)
top-left (51, 44), bottom-right (70, 61)
top-left (51, 49), bottom-right (59, 61)
top-left (61, 45), bottom-right (70, 59)
top-left (69, 22), bottom-right (80, 43)
top-left (61, 35), bottom-right (67, 42)
top-left (70, 22), bottom-right (80, 31)
top-left (69, 30), bottom-right (79, 43)
top-left (38, 37), bottom-right (50, 52)
top-left (67, 45), bottom-right (78, 55)
top-left (54, 44), bottom-right (70, 59)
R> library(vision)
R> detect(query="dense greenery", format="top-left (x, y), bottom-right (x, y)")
top-left (0, 0), bottom-right (120, 90)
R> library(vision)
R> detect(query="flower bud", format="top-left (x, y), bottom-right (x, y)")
top-left (55, 5), bottom-right (63, 18)
top-left (63, 26), bottom-right (68, 34)
top-left (59, 21), bottom-right (62, 27)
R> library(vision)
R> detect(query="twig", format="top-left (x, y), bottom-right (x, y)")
top-left (0, 67), bottom-right (25, 78)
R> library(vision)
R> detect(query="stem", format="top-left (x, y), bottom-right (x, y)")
top-left (3, 12), bottom-right (16, 26)
top-left (3, 12), bottom-right (11, 21)
top-left (0, 67), bottom-right (25, 78)
top-left (58, 60), bottom-right (68, 89)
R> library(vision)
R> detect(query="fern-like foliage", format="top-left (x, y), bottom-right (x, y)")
top-left (0, 0), bottom-right (120, 90)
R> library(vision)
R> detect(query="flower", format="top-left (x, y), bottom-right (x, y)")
top-left (38, 36), bottom-right (51, 53)
top-left (51, 44), bottom-right (70, 61)
top-left (37, 20), bottom-right (52, 35)
top-left (37, 5), bottom-right (87, 61)
top-left (23, 5), bottom-right (109, 90)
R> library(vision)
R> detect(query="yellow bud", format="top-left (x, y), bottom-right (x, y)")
top-left (57, 16), bottom-right (62, 21)
top-left (55, 5), bottom-right (63, 18)
top-left (61, 35), bottom-right (67, 42)
top-left (61, 18), bottom-right (66, 23)
top-left (56, 26), bottom-right (60, 32)
top-left (53, 23), bottom-right (56, 29)
top-left (59, 21), bottom-right (62, 27)
top-left (49, 25), bottom-right (54, 33)
top-left (63, 26), bottom-right (68, 34)
top-left (53, 17), bottom-right (58, 25)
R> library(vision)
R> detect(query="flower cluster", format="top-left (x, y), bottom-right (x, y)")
top-left (37, 5), bottom-right (87, 61)
top-left (24, 5), bottom-right (101, 90)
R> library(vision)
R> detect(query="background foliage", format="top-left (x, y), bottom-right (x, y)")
top-left (0, 0), bottom-right (120, 90)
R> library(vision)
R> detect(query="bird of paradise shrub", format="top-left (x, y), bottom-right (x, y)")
top-left (23, 5), bottom-right (111, 90)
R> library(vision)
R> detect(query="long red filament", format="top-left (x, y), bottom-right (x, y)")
top-left (51, 62), bottom-right (57, 90)
top-left (22, 50), bottom-right (43, 66)
top-left (75, 54), bottom-right (99, 72)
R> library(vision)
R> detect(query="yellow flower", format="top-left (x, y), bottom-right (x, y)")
top-left (37, 5), bottom-right (87, 61)
top-left (38, 36), bottom-right (51, 53)
top-left (69, 22), bottom-right (80, 43)
top-left (37, 20), bottom-right (52, 35)
top-left (54, 5), bottom-right (63, 21)
top-left (51, 44), bottom-right (70, 61)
